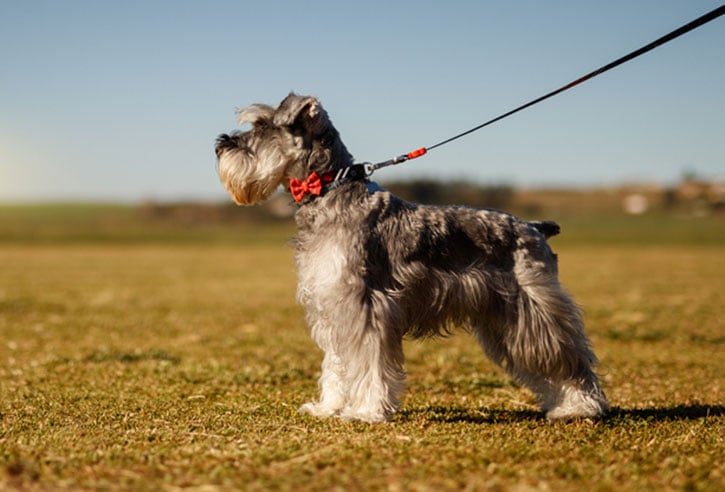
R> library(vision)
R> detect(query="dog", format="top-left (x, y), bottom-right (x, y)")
top-left (215, 93), bottom-right (609, 423)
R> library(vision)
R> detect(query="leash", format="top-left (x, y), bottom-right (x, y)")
top-left (363, 5), bottom-right (725, 176)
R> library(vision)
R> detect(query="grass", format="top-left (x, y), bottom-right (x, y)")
top-left (0, 206), bottom-right (723, 490)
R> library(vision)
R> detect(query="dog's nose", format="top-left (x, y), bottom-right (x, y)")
top-left (215, 133), bottom-right (236, 158)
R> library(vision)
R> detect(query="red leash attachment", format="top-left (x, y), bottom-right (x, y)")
top-left (406, 147), bottom-right (427, 159)
top-left (365, 146), bottom-right (428, 175)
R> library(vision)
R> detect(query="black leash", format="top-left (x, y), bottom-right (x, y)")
top-left (364, 5), bottom-right (725, 176)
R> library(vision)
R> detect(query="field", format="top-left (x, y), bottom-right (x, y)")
top-left (0, 204), bottom-right (723, 491)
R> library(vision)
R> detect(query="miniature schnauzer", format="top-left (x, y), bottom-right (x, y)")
top-left (215, 94), bottom-right (609, 423)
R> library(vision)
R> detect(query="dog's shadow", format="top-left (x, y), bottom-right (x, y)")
top-left (400, 405), bottom-right (541, 424)
top-left (603, 404), bottom-right (723, 423)
top-left (399, 404), bottom-right (723, 425)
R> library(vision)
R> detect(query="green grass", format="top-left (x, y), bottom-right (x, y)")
top-left (0, 207), bottom-right (723, 490)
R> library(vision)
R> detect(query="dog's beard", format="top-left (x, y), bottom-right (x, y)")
top-left (217, 148), bottom-right (287, 205)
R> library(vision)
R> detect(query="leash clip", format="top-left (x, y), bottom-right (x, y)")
top-left (362, 162), bottom-right (375, 176)
top-left (363, 147), bottom-right (428, 176)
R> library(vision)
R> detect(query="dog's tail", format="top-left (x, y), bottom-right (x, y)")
top-left (530, 221), bottom-right (560, 239)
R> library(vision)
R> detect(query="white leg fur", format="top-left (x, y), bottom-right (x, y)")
top-left (339, 330), bottom-right (405, 423)
top-left (543, 380), bottom-right (610, 420)
top-left (299, 350), bottom-right (347, 417)
top-left (300, 325), bottom-right (406, 423)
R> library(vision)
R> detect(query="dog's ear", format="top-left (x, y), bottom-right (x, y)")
top-left (273, 93), bottom-right (328, 134)
top-left (236, 104), bottom-right (275, 126)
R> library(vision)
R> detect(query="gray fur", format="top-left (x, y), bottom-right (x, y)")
top-left (216, 93), bottom-right (609, 423)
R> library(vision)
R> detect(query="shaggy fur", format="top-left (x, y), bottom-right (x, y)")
top-left (215, 93), bottom-right (609, 423)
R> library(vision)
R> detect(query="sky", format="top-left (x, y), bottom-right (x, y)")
top-left (1, 1), bottom-right (723, 202)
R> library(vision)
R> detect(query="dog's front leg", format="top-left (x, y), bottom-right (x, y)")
top-left (337, 311), bottom-right (407, 423)
top-left (299, 344), bottom-right (347, 418)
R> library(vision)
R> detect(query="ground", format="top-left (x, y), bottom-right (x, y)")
top-left (0, 206), bottom-right (723, 490)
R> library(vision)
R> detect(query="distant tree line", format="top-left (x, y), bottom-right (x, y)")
top-left (382, 179), bottom-right (513, 210)
top-left (138, 175), bottom-right (722, 226)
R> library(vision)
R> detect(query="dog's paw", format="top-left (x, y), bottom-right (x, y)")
top-left (298, 402), bottom-right (338, 418)
top-left (338, 407), bottom-right (390, 423)
top-left (544, 385), bottom-right (609, 421)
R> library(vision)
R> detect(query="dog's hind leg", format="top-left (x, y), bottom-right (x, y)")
top-left (471, 258), bottom-right (608, 419)
top-left (508, 275), bottom-right (609, 420)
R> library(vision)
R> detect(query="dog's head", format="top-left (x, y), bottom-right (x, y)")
top-left (215, 93), bottom-right (353, 205)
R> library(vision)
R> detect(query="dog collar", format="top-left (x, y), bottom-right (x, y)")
top-left (290, 164), bottom-right (368, 204)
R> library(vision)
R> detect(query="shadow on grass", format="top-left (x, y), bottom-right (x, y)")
top-left (83, 349), bottom-right (181, 364)
top-left (400, 405), bottom-right (543, 424)
top-left (400, 404), bottom-right (723, 424)
top-left (604, 404), bottom-right (723, 423)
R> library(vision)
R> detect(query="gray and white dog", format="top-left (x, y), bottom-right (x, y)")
top-left (215, 94), bottom-right (609, 423)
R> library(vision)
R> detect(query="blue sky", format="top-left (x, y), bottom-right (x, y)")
top-left (1, 1), bottom-right (723, 202)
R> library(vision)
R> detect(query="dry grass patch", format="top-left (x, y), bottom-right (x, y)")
top-left (1, 241), bottom-right (723, 491)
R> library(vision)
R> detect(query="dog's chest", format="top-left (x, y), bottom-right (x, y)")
top-left (294, 230), bottom-right (356, 309)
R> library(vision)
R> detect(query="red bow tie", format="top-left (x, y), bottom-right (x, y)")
top-left (289, 172), bottom-right (334, 203)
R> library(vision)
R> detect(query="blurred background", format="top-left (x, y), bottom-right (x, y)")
top-left (1, 1), bottom-right (723, 240)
